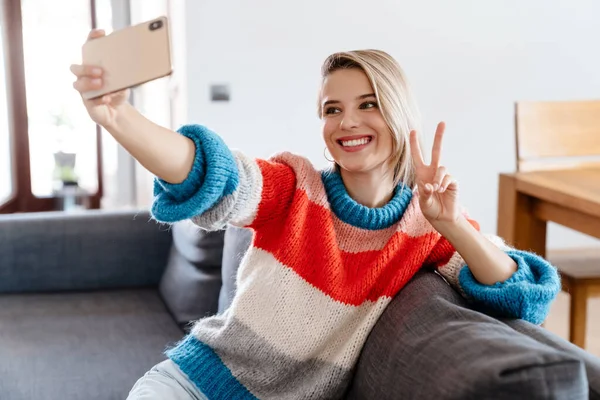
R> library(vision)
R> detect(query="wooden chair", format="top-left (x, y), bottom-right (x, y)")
top-left (514, 99), bottom-right (600, 349)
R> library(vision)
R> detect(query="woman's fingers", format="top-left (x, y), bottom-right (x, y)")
top-left (70, 64), bottom-right (103, 78)
top-left (415, 180), bottom-right (434, 204)
top-left (71, 30), bottom-right (106, 97)
top-left (72, 76), bottom-right (103, 93)
top-left (87, 28), bottom-right (105, 40)
top-left (85, 96), bottom-right (109, 107)
top-left (432, 166), bottom-right (446, 191)
top-left (430, 121), bottom-right (445, 169)
top-left (438, 174), bottom-right (455, 193)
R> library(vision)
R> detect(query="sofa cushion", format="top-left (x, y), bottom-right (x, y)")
top-left (218, 225), bottom-right (253, 314)
top-left (159, 220), bottom-right (224, 330)
top-left (0, 210), bottom-right (173, 294)
top-left (345, 269), bottom-right (588, 400)
top-left (0, 289), bottom-right (183, 400)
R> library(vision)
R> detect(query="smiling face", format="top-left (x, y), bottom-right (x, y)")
top-left (320, 68), bottom-right (394, 177)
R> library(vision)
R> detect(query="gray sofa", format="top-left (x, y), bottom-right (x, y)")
top-left (0, 209), bottom-right (599, 400)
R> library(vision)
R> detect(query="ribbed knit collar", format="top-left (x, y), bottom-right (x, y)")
top-left (321, 169), bottom-right (413, 230)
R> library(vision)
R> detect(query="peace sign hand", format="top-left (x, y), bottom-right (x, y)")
top-left (410, 122), bottom-right (460, 225)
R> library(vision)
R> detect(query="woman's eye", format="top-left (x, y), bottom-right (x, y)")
top-left (324, 107), bottom-right (340, 115)
top-left (360, 101), bottom-right (378, 110)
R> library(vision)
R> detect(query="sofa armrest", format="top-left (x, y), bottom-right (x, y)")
top-left (0, 209), bottom-right (173, 294)
top-left (504, 318), bottom-right (600, 399)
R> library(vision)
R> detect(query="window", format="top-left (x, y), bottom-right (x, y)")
top-left (0, 0), bottom-right (182, 213)
top-left (21, 0), bottom-right (99, 197)
top-left (0, 0), bottom-right (111, 213)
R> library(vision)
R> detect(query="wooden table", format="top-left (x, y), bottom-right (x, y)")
top-left (498, 168), bottom-right (600, 251)
top-left (497, 167), bottom-right (600, 346)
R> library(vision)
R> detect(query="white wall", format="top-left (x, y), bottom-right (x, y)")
top-left (184, 0), bottom-right (600, 249)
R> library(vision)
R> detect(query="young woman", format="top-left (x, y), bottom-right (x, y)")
top-left (71, 29), bottom-right (560, 400)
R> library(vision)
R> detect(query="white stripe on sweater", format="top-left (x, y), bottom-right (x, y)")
top-left (211, 248), bottom-right (391, 369)
top-left (191, 151), bottom-right (263, 230)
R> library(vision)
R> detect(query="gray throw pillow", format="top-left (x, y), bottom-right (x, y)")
top-left (346, 269), bottom-right (588, 400)
top-left (159, 220), bottom-right (225, 331)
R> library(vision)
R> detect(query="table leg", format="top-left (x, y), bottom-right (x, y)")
top-left (570, 282), bottom-right (588, 348)
top-left (497, 174), bottom-right (547, 257)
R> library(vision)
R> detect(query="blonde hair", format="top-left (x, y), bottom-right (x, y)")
top-left (318, 49), bottom-right (422, 188)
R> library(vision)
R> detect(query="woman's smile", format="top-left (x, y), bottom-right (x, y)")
top-left (336, 135), bottom-right (374, 152)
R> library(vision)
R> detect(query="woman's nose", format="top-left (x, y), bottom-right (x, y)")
top-left (340, 110), bottom-right (361, 130)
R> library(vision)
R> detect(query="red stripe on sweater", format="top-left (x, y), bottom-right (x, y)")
top-left (248, 159), bottom-right (297, 230)
top-left (253, 187), bottom-right (440, 305)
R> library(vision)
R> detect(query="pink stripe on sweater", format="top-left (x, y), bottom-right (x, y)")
top-left (271, 152), bottom-right (330, 208)
top-left (332, 196), bottom-right (439, 253)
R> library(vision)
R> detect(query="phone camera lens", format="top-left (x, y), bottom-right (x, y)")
top-left (149, 20), bottom-right (163, 31)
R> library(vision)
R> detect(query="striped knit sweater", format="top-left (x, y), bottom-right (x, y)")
top-left (152, 124), bottom-right (561, 400)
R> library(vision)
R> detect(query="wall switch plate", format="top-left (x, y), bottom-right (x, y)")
top-left (210, 84), bottom-right (230, 102)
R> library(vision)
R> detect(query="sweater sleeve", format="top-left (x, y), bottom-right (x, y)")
top-left (151, 124), bottom-right (297, 231)
top-left (424, 219), bottom-right (561, 325)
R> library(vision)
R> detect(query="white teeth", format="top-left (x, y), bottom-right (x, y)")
top-left (341, 137), bottom-right (370, 147)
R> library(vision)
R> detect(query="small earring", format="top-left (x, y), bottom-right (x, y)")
top-left (324, 147), bottom-right (334, 163)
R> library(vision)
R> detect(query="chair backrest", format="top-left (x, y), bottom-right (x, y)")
top-left (515, 100), bottom-right (600, 171)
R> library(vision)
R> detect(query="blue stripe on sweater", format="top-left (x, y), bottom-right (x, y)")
top-left (151, 124), bottom-right (239, 223)
top-left (166, 334), bottom-right (258, 400)
top-left (458, 249), bottom-right (561, 325)
top-left (321, 169), bottom-right (413, 230)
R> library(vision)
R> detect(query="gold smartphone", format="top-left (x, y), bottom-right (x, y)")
top-left (81, 16), bottom-right (172, 100)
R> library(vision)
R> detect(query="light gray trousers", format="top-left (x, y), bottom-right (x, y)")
top-left (127, 360), bottom-right (208, 400)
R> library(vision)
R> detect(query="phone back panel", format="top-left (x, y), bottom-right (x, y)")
top-left (81, 16), bottom-right (172, 99)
